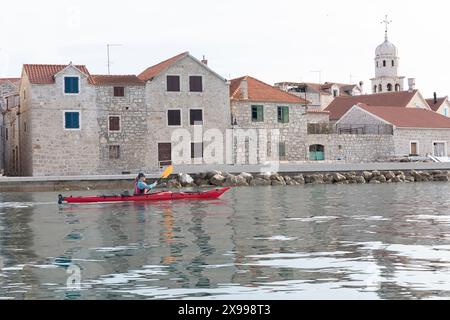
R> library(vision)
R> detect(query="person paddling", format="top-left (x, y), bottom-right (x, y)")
top-left (134, 173), bottom-right (157, 195)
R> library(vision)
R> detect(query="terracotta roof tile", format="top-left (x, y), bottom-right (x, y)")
top-left (91, 75), bottom-right (145, 86)
top-left (230, 76), bottom-right (309, 104)
top-left (426, 97), bottom-right (447, 112)
top-left (358, 104), bottom-right (450, 128)
top-left (138, 52), bottom-right (188, 81)
top-left (325, 90), bottom-right (418, 121)
top-left (23, 64), bottom-right (93, 84)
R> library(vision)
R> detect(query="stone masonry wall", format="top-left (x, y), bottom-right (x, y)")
top-left (145, 56), bottom-right (231, 170)
top-left (394, 129), bottom-right (450, 157)
top-left (96, 85), bottom-right (147, 174)
top-left (306, 134), bottom-right (395, 162)
top-left (28, 67), bottom-right (100, 176)
top-left (231, 101), bottom-right (309, 163)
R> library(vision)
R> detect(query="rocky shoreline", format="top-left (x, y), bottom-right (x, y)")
top-left (159, 170), bottom-right (450, 188)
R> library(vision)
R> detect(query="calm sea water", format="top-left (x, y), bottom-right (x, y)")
top-left (1, 183), bottom-right (450, 300)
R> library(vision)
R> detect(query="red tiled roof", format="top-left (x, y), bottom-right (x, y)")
top-left (23, 64), bottom-right (93, 84)
top-left (325, 90), bottom-right (418, 120)
top-left (426, 97), bottom-right (447, 112)
top-left (91, 75), bottom-right (145, 86)
top-left (0, 78), bottom-right (20, 85)
top-left (230, 76), bottom-right (309, 104)
top-left (307, 110), bottom-right (330, 114)
top-left (138, 52), bottom-right (188, 82)
top-left (358, 104), bottom-right (450, 129)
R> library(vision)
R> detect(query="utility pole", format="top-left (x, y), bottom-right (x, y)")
top-left (107, 44), bottom-right (122, 75)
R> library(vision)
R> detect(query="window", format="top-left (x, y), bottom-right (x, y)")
top-left (378, 84), bottom-right (382, 92)
top-left (191, 142), bottom-right (204, 159)
top-left (24, 122), bottom-right (27, 133)
top-left (376, 61), bottom-right (379, 68)
top-left (395, 84), bottom-right (401, 92)
top-left (251, 105), bottom-right (264, 122)
top-left (189, 76), bottom-right (203, 92)
top-left (190, 109), bottom-right (203, 125)
top-left (410, 142), bottom-right (419, 156)
top-left (158, 143), bottom-right (172, 166)
top-left (387, 83), bottom-right (393, 92)
top-left (445, 107), bottom-right (449, 117)
top-left (309, 144), bottom-right (325, 161)
top-left (109, 145), bottom-right (120, 159)
top-left (167, 110), bottom-right (181, 126)
top-left (279, 142), bottom-right (286, 159)
top-left (64, 77), bottom-right (79, 94)
top-left (109, 116), bottom-right (120, 131)
top-left (167, 76), bottom-right (180, 92)
top-left (114, 87), bottom-right (125, 97)
top-left (65, 112), bottom-right (80, 129)
top-left (277, 106), bottom-right (289, 123)
top-left (392, 60), bottom-right (395, 67)
top-left (5, 128), bottom-right (8, 141)
top-left (333, 89), bottom-right (339, 97)
top-left (383, 60), bottom-right (386, 67)
top-left (374, 85), bottom-right (377, 93)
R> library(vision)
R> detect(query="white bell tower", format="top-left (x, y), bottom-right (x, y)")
top-left (371, 15), bottom-right (405, 93)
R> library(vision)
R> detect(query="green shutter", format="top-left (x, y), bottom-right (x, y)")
top-left (278, 106), bottom-right (289, 123)
top-left (252, 105), bottom-right (264, 122)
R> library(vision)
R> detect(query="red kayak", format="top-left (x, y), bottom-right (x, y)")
top-left (58, 187), bottom-right (231, 204)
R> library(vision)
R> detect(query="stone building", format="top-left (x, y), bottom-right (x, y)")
top-left (230, 75), bottom-right (332, 163)
top-left (7, 52), bottom-right (231, 176)
top-left (0, 78), bottom-right (20, 174)
top-left (274, 81), bottom-right (363, 111)
top-left (338, 103), bottom-right (450, 159)
top-left (426, 94), bottom-right (450, 117)
top-left (138, 52), bottom-right (231, 168)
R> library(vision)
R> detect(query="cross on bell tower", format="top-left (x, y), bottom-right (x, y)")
top-left (381, 15), bottom-right (392, 41)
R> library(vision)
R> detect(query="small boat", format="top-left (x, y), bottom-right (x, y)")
top-left (58, 187), bottom-right (231, 204)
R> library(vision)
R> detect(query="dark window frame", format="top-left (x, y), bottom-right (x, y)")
top-left (190, 109), bottom-right (203, 125)
top-left (277, 106), bottom-right (289, 123)
top-left (64, 111), bottom-right (80, 129)
top-left (167, 75), bottom-right (181, 92)
top-left (113, 86), bottom-right (125, 97)
top-left (189, 76), bottom-right (203, 92)
top-left (64, 77), bottom-right (80, 94)
top-left (251, 105), bottom-right (264, 122)
top-left (167, 109), bottom-right (182, 126)
top-left (109, 116), bottom-right (121, 132)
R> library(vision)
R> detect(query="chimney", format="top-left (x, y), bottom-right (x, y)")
top-left (408, 78), bottom-right (416, 92)
top-left (359, 81), bottom-right (364, 95)
top-left (240, 78), bottom-right (248, 100)
top-left (201, 55), bottom-right (208, 66)
top-left (434, 92), bottom-right (438, 104)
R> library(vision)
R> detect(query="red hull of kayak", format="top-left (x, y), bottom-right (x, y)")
top-left (60, 187), bottom-right (231, 204)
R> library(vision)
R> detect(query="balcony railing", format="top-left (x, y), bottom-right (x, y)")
top-left (307, 123), bottom-right (394, 135)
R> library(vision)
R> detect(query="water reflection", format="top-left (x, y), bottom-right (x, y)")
top-left (2, 184), bottom-right (450, 299)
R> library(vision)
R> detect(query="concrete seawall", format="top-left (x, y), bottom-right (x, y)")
top-left (2, 162), bottom-right (450, 192)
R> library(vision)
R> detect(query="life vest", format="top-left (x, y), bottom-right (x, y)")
top-left (134, 180), bottom-right (144, 195)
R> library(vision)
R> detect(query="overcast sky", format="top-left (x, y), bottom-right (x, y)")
top-left (1, 0), bottom-right (449, 98)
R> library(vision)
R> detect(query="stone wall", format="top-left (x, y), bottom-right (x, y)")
top-left (232, 101), bottom-right (309, 162)
top-left (27, 67), bottom-right (100, 176)
top-left (394, 129), bottom-right (450, 157)
top-left (306, 134), bottom-right (395, 162)
top-left (96, 85), bottom-right (147, 174)
top-left (145, 55), bottom-right (231, 170)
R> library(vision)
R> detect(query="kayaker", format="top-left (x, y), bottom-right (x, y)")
top-left (134, 173), bottom-right (157, 195)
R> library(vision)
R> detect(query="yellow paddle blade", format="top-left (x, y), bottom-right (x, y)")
top-left (160, 165), bottom-right (174, 179)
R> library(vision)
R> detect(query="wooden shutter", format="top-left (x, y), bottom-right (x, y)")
top-left (190, 109), bottom-right (203, 125)
top-left (168, 110), bottom-right (181, 126)
top-left (114, 87), bottom-right (125, 97)
top-left (109, 116), bottom-right (120, 131)
top-left (189, 76), bottom-right (203, 92)
top-left (167, 76), bottom-right (180, 92)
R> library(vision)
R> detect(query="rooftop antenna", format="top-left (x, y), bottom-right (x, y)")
top-left (107, 44), bottom-right (122, 75)
top-left (381, 14), bottom-right (392, 41)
